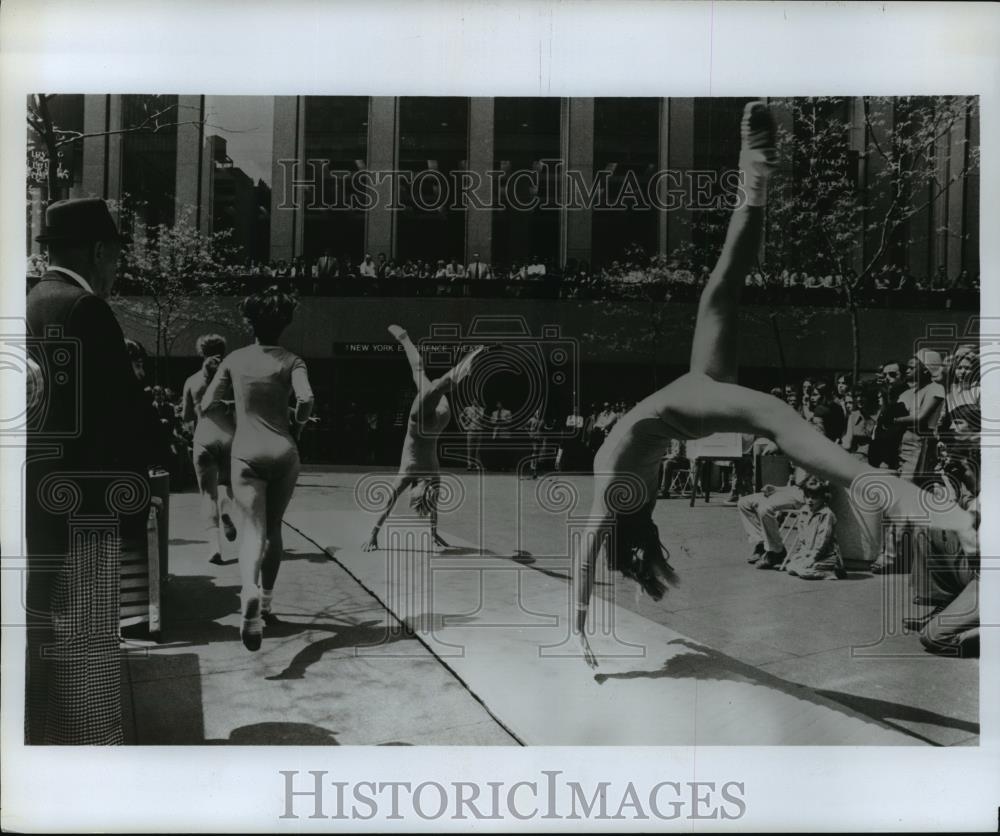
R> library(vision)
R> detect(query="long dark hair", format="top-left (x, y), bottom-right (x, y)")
top-left (607, 501), bottom-right (678, 601)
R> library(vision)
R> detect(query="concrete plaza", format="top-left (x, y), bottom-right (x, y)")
top-left (121, 466), bottom-right (979, 746)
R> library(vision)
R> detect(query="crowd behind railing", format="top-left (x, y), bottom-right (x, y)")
top-left (27, 247), bottom-right (980, 309)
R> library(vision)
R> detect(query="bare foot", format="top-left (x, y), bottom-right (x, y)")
top-left (432, 532), bottom-right (451, 550)
top-left (362, 535), bottom-right (380, 552)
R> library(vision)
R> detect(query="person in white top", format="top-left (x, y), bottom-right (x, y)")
top-left (466, 253), bottom-right (491, 281)
top-left (893, 349), bottom-right (946, 483)
top-left (358, 254), bottom-right (377, 278)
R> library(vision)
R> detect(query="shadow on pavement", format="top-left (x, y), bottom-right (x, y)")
top-left (265, 619), bottom-right (416, 681)
top-left (163, 575), bottom-right (241, 624)
top-left (593, 637), bottom-right (972, 744)
top-left (814, 689), bottom-right (979, 740)
top-left (207, 721), bottom-right (341, 745)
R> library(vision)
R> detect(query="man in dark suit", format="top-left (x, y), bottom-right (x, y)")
top-left (25, 198), bottom-right (163, 744)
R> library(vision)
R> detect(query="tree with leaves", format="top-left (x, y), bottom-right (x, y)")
top-left (110, 205), bottom-right (242, 386)
top-left (763, 95), bottom-right (980, 382)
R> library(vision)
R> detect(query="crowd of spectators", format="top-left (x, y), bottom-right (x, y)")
top-left (30, 244), bottom-right (979, 309)
top-left (734, 347), bottom-right (981, 656)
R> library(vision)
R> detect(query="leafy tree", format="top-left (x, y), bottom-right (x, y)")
top-left (110, 204), bottom-right (242, 385)
top-left (763, 95), bottom-right (979, 382)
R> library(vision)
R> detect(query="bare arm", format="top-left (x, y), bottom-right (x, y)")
top-left (290, 357), bottom-right (315, 427)
top-left (181, 379), bottom-right (197, 426)
top-left (200, 358), bottom-right (232, 414)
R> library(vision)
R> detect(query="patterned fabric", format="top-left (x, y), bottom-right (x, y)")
top-left (26, 527), bottom-right (123, 745)
top-left (784, 506), bottom-right (844, 578)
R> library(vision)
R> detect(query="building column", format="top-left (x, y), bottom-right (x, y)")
top-left (80, 94), bottom-right (124, 208)
top-left (270, 96), bottom-right (306, 263)
top-left (365, 96), bottom-right (398, 259)
top-left (560, 97), bottom-right (594, 267)
top-left (174, 95), bottom-right (205, 231)
top-left (665, 97), bottom-right (694, 253)
top-left (80, 95), bottom-right (108, 199)
top-left (465, 97), bottom-right (494, 264)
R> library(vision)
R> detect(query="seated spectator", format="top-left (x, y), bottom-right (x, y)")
top-left (909, 437), bottom-right (979, 656)
top-left (384, 259), bottom-right (401, 278)
top-left (358, 253), bottom-right (377, 278)
top-left (737, 453), bottom-right (814, 569)
top-left (780, 478), bottom-right (846, 580)
top-left (401, 260), bottom-right (417, 278)
top-left (433, 259), bottom-right (448, 279)
top-left (508, 263), bottom-right (526, 281)
top-left (375, 253), bottom-right (388, 279)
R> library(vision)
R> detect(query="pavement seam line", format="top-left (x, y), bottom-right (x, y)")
top-left (281, 518), bottom-right (526, 747)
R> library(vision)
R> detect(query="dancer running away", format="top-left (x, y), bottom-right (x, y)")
top-left (202, 288), bottom-right (314, 651)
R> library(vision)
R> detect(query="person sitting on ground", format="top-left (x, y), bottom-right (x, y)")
top-left (780, 477), bottom-right (847, 580)
top-left (738, 412), bottom-right (828, 569)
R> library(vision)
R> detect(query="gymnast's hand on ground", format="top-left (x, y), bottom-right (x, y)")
top-left (432, 532), bottom-right (451, 550)
top-left (362, 533), bottom-right (379, 552)
top-left (577, 631), bottom-right (599, 670)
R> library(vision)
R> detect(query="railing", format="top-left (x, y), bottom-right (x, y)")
top-left (29, 272), bottom-right (980, 310)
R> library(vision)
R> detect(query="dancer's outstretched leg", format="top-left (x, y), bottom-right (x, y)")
top-left (690, 101), bottom-right (775, 383)
top-left (389, 325), bottom-right (429, 389)
top-left (363, 476), bottom-right (413, 551)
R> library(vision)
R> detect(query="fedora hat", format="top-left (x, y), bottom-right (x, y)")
top-left (35, 198), bottom-right (129, 244)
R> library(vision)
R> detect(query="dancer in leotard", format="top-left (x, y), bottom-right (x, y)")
top-left (363, 325), bottom-right (487, 552)
top-left (202, 288), bottom-right (314, 651)
top-left (182, 333), bottom-right (237, 565)
top-left (572, 102), bottom-right (976, 667)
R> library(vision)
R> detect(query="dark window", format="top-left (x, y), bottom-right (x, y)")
top-left (591, 98), bottom-right (660, 268)
top-left (302, 96), bottom-right (369, 267)
top-left (492, 97), bottom-right (561, 270)
top-left (396, 97), bottom-right (469, 264)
